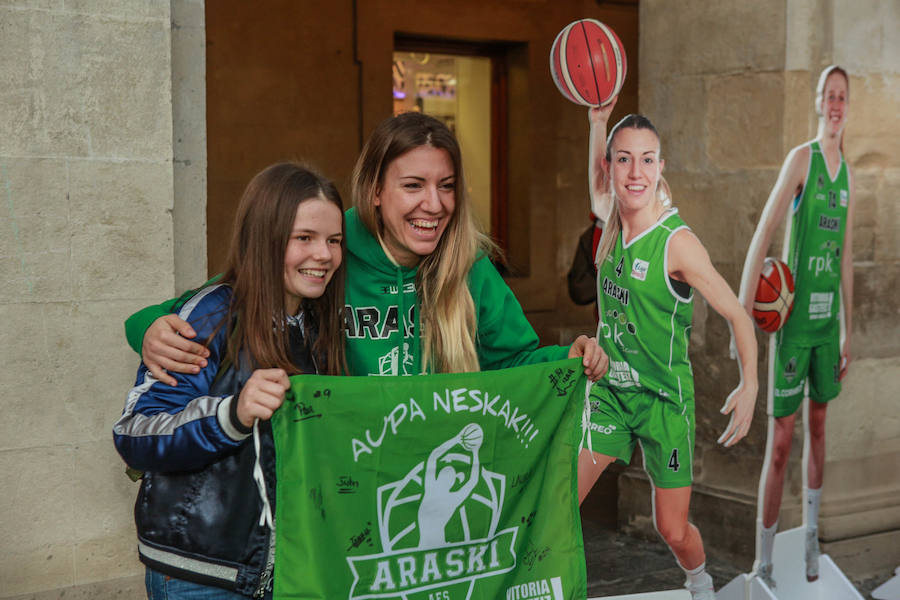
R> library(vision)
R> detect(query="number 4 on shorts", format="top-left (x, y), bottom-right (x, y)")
top-left (667, 448), bottom-right (680, 472)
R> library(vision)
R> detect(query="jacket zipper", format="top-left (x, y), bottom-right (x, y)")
top-left (254, 528), bottom-right (276, 598)
top-left (254, 313), bottom-right (305, 598)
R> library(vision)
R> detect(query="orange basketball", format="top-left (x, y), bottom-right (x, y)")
top-left (550, 18), bottom-right (627, 107)
top-left (753, 258), bottom-right (796, 333)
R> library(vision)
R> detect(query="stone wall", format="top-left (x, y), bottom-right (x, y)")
top-left (623, 0), bottom-right (900, 577)
top-left (814, 0), bottom-right (900, 576)
top-left (0, 1), bottom-right (205, 597)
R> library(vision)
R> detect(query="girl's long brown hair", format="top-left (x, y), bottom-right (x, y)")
top-left (352, 112), bottom-right (496, 373)
top-left (217, 162), bottom-right (347, 375)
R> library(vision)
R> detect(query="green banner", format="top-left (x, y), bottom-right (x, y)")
top-left (272, 358), bottom-right (587, 600)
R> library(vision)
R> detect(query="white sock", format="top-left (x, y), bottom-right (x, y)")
top-left (682, 561), bottom-right (713, 590)
top-left (806, 487), bottom-right (822, 529)
top-left (759, 519), bottom-right (777, 565)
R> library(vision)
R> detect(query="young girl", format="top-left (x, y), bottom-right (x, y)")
top-left (126, 112), bottom-right (607, 381)
top-left (578, 105), bottom-right (758, 600)
top-left (738, 65), bottom-right (854, 588)
top-left (113, 163), bottom-right (346, 599)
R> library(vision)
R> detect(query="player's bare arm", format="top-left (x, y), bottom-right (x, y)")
top-left (588, 96), bottom-right (618, 209)
top-left (670, 229), bottom-right (758, 447)
top-left (738, 144), bottom-right (812, 315)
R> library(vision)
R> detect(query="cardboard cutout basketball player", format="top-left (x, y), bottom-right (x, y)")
top-left (737, 65), bottom-right (855, 590)
top-left (579, 98), bottom-right (758, 600)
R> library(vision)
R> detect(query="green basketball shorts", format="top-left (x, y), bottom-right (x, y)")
top-left (587, 384), bottom-right (694, 488)
top-left (773, 336), bottom-right (842, 417)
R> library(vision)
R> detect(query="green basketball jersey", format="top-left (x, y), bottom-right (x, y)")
top-left (595, 210), bottom-right (694, 404)
top-left (779, 141), bottom-right (849, 345)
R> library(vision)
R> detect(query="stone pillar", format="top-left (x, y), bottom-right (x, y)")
top-left (171, 0), bottom-right (208, 291)
top-left (808, 0), bottom-right (900, 578)
top-left (620, 0), bottom-right (900, 578)
top-left (0, 1), bottom-right (203, 596)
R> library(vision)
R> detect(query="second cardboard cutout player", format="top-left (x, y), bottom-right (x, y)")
top-left (737, 65), bottom-right (855, 589)
top-left (579, 98), bottom-right (758, 600)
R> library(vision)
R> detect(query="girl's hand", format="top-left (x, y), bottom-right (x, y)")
top-left (568, 335), bottom-right (609, 382)
top-left (717, 381), bottom-right (757, 447)
top-left (143, 315), bottom-right (210, 385)
top-left (236, 369), bottom-right (291, 428)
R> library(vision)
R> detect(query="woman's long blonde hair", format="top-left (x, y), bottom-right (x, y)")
top-left (595, 114), bottom-right (673, 267)
top-left (351, 112), bottom-right (495, 373)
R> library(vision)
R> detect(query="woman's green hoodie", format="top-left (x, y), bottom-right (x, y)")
top-left (124, 208), bottom-right (568, 374)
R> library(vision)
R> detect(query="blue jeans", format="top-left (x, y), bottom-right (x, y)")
top-left (145, 568), bottom-right (270, 599)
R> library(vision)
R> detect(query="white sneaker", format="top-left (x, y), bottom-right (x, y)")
top-left (806, 527), bottom-right (820, 581)
top-left (685, 572), bottom-right (716, 600)
top-left (755, 561), bottom-right (776, 589)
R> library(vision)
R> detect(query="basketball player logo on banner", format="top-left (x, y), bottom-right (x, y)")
top-left (346, 423), bottom-right (523, 599)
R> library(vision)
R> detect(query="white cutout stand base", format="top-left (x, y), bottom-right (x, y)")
top-left (872, 566), bottom-right (900, 600)
top-left (590, 590), bottom-right (690, 600)
top-left (717, 527), bottom-right (862, 600)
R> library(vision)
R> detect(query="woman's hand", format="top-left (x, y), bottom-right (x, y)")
top-left (588, 95), bottom-right (618, 126)
top-left (717, 381), bottom-right (758, 447)
top-left (142, 315), bottom-right (210, 385)
top-left (236, 369), bottom-right (291, 428)
top-left (568, 335), bottom-right (609, 382)
top-left (839, 345), bottom-right (851, 381)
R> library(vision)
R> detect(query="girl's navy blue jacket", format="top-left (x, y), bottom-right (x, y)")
top-left (113, 284), bottom-right (317, 597)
